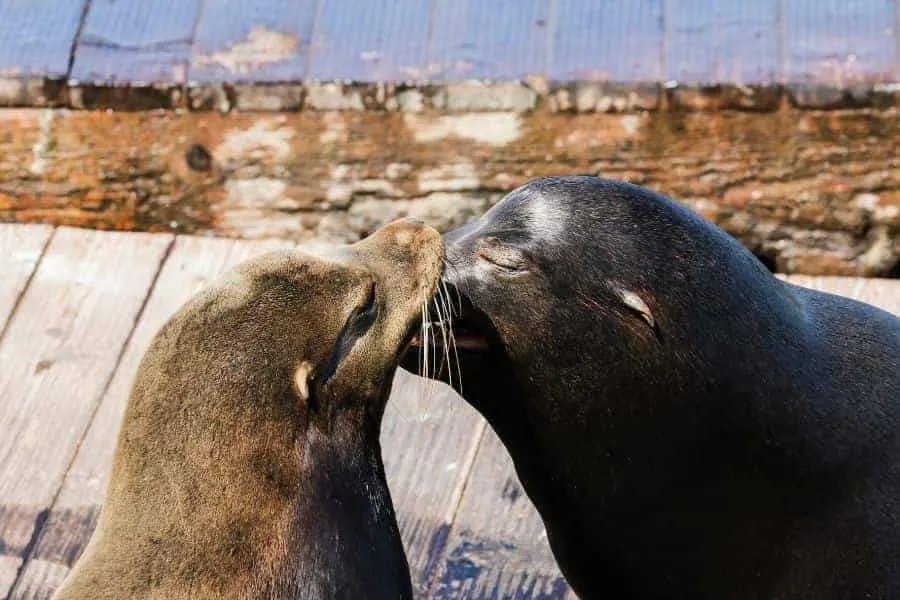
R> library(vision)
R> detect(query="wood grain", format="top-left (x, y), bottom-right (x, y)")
top-left (307, 0), bottom-right (431, 82)
top-left (70, 0), bottom-right (203, 84)
top-left (0, 0), bottom-right (89, 77)
top-left (427, 0), bottom-right (548, 81)
top-left (665, 0), bottom-right (779, 83)
top-left (784, 275), bottom-right (900, 315)
top-left (382, 373), bottom-right (487, 595)
top-left (550, 0), bottom-right (663, 81)
top-left (2, 109), bottom-right (899, 277)
top-left (189, 0), bottom-right (319, 82)
top-left (0, 228), bottom-right (172, 599)
top-left (0, 225), bottom-right (53, 338)
top-left (784, 0), bottom-right (895, 84)
top-left (7, 236), bottom-right (297, 599)
top-left (426, 428), bottom-right (572, 599)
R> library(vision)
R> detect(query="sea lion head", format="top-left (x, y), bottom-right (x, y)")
top-left (404, 176), bottom-right (822, 598)
top-left (57, 217), bottom-right (442, 600)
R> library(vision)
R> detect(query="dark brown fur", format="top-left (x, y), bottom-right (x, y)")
top-left (408, 177), bottom-right (899, 599)
top-left (55, 219), bottom-right (443, 600)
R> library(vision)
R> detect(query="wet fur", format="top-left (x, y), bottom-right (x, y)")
top-left (414, 177), bottom-right (900, 599)
top-left (55, 220), bottom-right (444, 600)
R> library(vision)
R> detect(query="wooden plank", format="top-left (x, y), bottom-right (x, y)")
top-left (70, 0), bottom-right (203, 84)
top-left (0, 0), bottom-right (89, 77)
top-left (0, 225), bottom-right (53, 338)
top-left (426, 0), bottom-right (548, 81)
top-left (307, 0), bottom-right (430, 82)
top-left (426, 428), bottom-right (572, 599)
top-left (0, 228), bottom-right (172, 598)
top-left (381, 374), bottom-right (487, 595)
top-left (189, 0), bottom-right (319, 83)
top-left (785, 0), bottom-right (895, 84)
top-left (785, 275), bottom-right (900, 316)
top-left (7, 236), bottom-right (297, 599)
top-left (850, 279), bottom-right (900, 315)
top-left (665, 0), bottom-right (779, 83)
top-left (549, 0), bottom-right (663, 82)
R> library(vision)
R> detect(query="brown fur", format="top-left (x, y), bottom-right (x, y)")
top-left (54, 219), bottom-right (443, 600)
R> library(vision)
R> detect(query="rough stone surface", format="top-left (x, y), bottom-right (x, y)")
top-left (669, 85), bottom-right (783, 112)
top-left (68, 85), bottom-right (183, 110)
top-left (232, 84), bottom-right (304, 111)
top-left (1, 108), bottom-right (899, 276)
top-left (432, 82), bottom-right (538, 112)
top-left (0, 78), bottom-right (66, 107)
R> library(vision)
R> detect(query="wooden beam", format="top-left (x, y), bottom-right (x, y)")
top-left (1, 109), bottom-right (899, 276)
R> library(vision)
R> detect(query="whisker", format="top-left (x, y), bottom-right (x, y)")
top-left (440, 281), bottom-right (463, 396)
top-left (433, 294), bottom-right (452, 390)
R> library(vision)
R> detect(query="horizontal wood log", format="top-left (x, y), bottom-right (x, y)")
top-left (1, 107), bottom-right (898, 276)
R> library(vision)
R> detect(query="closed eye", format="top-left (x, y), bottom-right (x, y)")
top-left (360, 281), bottom-right (377, 315)
top-left (318, 281), bottom-right (379, 385)
top-left (476, 244), bottom-right (530, 273)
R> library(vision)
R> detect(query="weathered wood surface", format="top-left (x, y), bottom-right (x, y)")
top-left (665, 0), bottom-right (779, 84)
top-left (7, 235), bottom-right (293, 599)
top-left (427, 0), bottom-right (548, 82)
top-left (308, 0), bottom-right (432, 83)
top-left (382, 374), bottom-right (488, 595)
top-left (550, 0), bottom-right (663, 83)
top-left (0, 228), bottom-right (172, 598)
top-left (0, 225), bottom-right (52, 336)
top-left (70, 0), bottom-right (203, 85)
top-left (0, 0), bottom-right (88, 78)
top-left (4, 0), bottom-right (899, 92)
top-left (189, 0), bottom-right (318, 83)
top-left (1, 109), bottom-right (899, 277)
top-left (783, 275), bottom-right (900, 314)
top-left (428, 430), bottom-right (573, 599)
top-left (784, 0), bottom-right (896, 85)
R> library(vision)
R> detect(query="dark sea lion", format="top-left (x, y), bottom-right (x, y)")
top-left (407, 177), bottom-right (899, 599)
top-left (54, 218), bottom-right (444, 600)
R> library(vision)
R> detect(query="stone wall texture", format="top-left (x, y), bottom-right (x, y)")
top-left (1, 102), bottom-right (899, 276)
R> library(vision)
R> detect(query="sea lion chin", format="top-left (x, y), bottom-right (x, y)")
top-left (404, 176), bottom-right (900, 599)
top-left (55, 218), bottom-right (444, 600)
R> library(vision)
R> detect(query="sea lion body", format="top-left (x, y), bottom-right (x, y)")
top-left (413, 177), bottom-right (899, 598)
top-left (55, 218), bottom-right (443, 600)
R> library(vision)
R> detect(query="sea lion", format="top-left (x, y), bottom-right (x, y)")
top-left (55, 218), bottom-right (444, 600)
top-left (407, 177), bottom-right (899, 599)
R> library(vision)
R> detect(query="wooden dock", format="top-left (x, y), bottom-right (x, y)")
top-left (0, 224), bottom-right (898, 600)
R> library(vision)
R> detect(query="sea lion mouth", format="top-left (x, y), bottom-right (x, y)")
top-left (408, 284), bottom-right (491, 352)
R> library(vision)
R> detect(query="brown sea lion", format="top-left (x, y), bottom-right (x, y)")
top-left (408, 176), bottom-right (899, 599)
top-left (55, 218), bottom-right (443, 600)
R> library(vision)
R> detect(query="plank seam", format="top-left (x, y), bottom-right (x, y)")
top-left (660, 0), bottom-right (668, 83)
top-left (0, 227), bottom-right (56, 349)
top-left (776, 0), bottom-right (787, 84)
top-left (422, 418), bottom-right (488, 595)
top-left (7, 232), bottom-right (176, 596)
top-left (544, 0), bottom-right (556, 80)
top-left (302, 0), bottom-right (326, 81)
top-left (66, 0), bottom-right (95, 81)
top-left (894, 0), bottom-right (900, 79)
top-left (422, 0), bottom-right (440, 74)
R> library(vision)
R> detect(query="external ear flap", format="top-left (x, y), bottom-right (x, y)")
top-left (615, 287), bottom-right (656, 330)
top-left (294, 361), bottom-right (316, 405)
